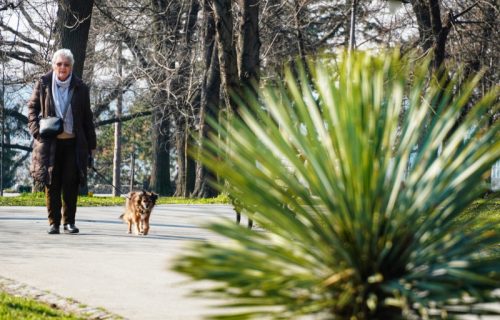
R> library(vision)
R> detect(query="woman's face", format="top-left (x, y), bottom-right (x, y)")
top-left (53, 56), bottom-right (72, 81)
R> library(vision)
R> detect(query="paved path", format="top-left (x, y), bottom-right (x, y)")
top-left (0, 204), bottom-right (243, 319)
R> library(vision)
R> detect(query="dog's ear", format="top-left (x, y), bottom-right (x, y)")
top-left (150, 192), bottom-right (158, 202)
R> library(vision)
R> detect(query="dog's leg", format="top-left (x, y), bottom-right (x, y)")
top-left (134, 218), bottom-right (142, 235)
top-left (143, 216), bottom-right (150, 235)
top-left (127, 220), bottom-right (132, 234)
top-left (138, 220), bottom-right (144, 235)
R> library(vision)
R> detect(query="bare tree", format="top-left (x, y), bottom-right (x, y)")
top-left (192, 0), bottom-right (220, 198)
top-left (56, 0), bottom-right (94, 78)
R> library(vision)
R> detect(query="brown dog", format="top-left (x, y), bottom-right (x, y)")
top-left (119, 191), bottom-right (158, 235)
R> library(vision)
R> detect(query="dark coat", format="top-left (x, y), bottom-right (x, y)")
top-left (28, 71), bottom-right (97, 186)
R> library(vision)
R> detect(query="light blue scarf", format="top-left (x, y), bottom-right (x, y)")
top-left (52, 72), bottom-right (73, 133)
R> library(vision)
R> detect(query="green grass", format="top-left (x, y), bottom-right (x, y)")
top-left (0, 291), bottom-right (84, 320)
top-left (460, 191), bottom-right (500, 226)
top-left (0, 191), bottom-right (496, 221)
top-left (0, 192), bottom-right (229, 206)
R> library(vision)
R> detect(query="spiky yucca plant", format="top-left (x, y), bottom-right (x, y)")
top-left (173, 51), bottom-right (500, 319)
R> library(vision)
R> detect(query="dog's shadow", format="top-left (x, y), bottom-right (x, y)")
top-left (77, 218), bottom-right (206, 241)
top-left (77, 232), bottom-right (206, 241)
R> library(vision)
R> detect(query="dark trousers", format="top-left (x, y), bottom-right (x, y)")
top-left (45, 138), bottom-right (78, 226)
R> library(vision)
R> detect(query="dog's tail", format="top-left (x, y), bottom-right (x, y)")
top-left (119, 213), bottom-right (124, 220)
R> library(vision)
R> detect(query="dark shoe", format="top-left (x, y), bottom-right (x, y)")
top-left (47, 224), bottom-right (60, 234)
top-left (63, 224), bottom-right (79, 234)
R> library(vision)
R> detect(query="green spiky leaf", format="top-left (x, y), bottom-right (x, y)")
top-left (173, 50), bottom-right (500, 320)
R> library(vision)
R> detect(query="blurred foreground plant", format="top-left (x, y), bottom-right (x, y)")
top-left (173, 50), bottom-right (499, 319)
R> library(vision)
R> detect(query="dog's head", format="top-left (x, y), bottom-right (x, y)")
top-left (132, 191), bottom-right (158, 211)
top-left (146, 191), bottom-right (158, 207)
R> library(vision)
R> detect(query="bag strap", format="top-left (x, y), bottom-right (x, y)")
top-left (39, 79), bottom-right (46, 117)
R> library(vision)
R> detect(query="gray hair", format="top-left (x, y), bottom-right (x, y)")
top-left (52, 49), bottom-right (74, 66)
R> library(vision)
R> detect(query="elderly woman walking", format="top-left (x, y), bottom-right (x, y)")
top-left (28, 49), bottom-right (97, 234)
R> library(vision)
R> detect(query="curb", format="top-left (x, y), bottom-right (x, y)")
top-left (0, 276), bottom-right (125, 319)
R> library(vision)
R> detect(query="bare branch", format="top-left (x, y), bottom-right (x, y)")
top-left (0, 1), bottom-right (21, 11)
top-left (6, 109), bottom-right (28, 125)
top-left (0, 21), bottom-right (46, 47)
top-left (3, 143), bottom-right (32, 152)
top-left (1, 50), bottom-right (37, 64)
top-left (452, 1), bottom-right (479, 21)
top-left (95, 110), bottom-right (153, 127)
top-left (92, 72), bottom-right (136, 118)
top-left (2, 40), bottom-right (38, 54)
top-left (314, 20), bottom-right (344, 47)
top-left (121, 31), bottom-right (149, 69)
top-left (454, 20), bottom-right (485, 25)
top-left (19, 1), bottom-right (48, 38)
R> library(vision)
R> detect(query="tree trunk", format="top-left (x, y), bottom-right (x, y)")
top-left (57, 0), bottom-right (94, 78)
top-left (348, 0), bottom-right (358, 51)
top-left (112, 44), bottom-right (122, 197)
top-left (176, 116), bottom-right (196, 197)
top-left (185, 127), bottom-right (196, 196)
top-left (410, 0), bottom-right (451, 72)
top-left (480, 1), bottom-right (498, 127)
top-left (149, 0), bottom-right (175, 196)
top-left (172, 0), bottom-right (200, 197)
top-left (0, 82), bottom-right (4, 196)
top-left (150, 106), bottom-right (172, 196)
top-left (410, 0), bottom-right (453, 148)
top-left (129, 149), bottom-right (135, 192)
top-left (184, 0), bottom-right (200, 197)
top-left (213, 0), bottom-right (240, 114)
top-left (447, 2), bottom-right (494, 137)
top-left (174, 116), bottom-right (186, 197)
top-left (238, 0), bottom-right (260, 91)
top-left (192, 0), bottom-right (221, 198)
top-left (343, 0), bottom-right (353, 46)
top-left (291, 0), bottom-right (311, 79)
top-left (236, 0), bottom-right (260, 227)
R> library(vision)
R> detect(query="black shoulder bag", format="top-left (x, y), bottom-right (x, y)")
top-left (39, 117), bottom-right (63, 138)
top-left (38, 84), bottom-right (72, 139)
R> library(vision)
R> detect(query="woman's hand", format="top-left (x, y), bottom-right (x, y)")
top-left (88, 149), bottom-right (96, 168)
